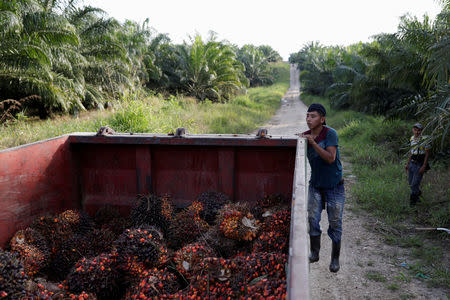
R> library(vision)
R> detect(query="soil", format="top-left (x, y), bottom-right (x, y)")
top-left (260, 64), bottom-right (449, 300)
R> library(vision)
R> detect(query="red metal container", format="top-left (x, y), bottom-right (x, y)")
top-left (0, 131), bottom-right (309, 299)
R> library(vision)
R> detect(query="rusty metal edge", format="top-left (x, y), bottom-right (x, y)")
top-left (68, 132), bottom-right (298, 147)
top-left (0, 132), bottom-right (299, 153)
top-left (0, 134), bottom-right (71, 153)
top-left (287, 138), bottom-right (309, 299)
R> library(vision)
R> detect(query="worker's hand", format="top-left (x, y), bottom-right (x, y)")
top-left (419, 166), bottom-right (426, 174)
top-left (301, 134), bottom-right (316, 145)
top-left (405, 163), bottom-right (409, 172)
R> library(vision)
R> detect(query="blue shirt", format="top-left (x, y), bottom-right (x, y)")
top-left (304, 126), bottom-right (343, 189)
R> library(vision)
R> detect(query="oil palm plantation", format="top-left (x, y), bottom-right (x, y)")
top-left (237, 45), bottom-right (273, 87)
top-left (0, 0), bottom-right (81, 117)
top-left (177, 35), bottom-right (247, 101)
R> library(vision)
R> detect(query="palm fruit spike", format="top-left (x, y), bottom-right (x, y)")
top-left (9, 228), bottom-right (49, 253)
top-left (257, 193), bottom-right (288, 208)
top-left (114, 227), bottom-right (163, 267)
top-left (261, 209), bottom-right (291, 237)
top-left (243, 278), bottom-right (287, 299)
top-left (0, 249), bottom-right (28, 299)
top-left (66, 252), bottom-right (120, 300)
top-left (94, 205), bottom-right (121, 227)
top-left (58, 209), bottom-right (93, 234)
top-left (124, 267), bottom-right (180, 299)
top-left (197, 191), bottom-right (231, 225)
top-left (130, 194), bottom-right (169, 235)
top-left (10, 244), bottom-right (47, 277)
top-left (174, 242), bottom-right (216, 282)
top-left (30, 214), bottom-right (71, 255)
top-left (25, 277), bottom-right (97, 300)
top-left (200, 226), bottom-right (241, 258)
top-left (160, 193), bottom-right (174, 221)
top-left (167, 206), bottom-right (209, 250)
top-left (50, 233), bottom-right (96, 280)
top-left (9, 228), bottom-right (50, 276)
top-left (252, 231), bottom-right (289, 254)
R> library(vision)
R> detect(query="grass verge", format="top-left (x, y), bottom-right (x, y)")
top-left (301, 93), bottom-right (449, 289)
top-left (0, 63), bottom-right (289, 150)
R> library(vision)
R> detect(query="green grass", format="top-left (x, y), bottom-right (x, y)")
top-left (387, 283), bottom-right (400, 291)
top-left (365, 270), bottom-right (387, 282)
top-left (0, 62), bottom-right (289, 150)
top-left (300, 93), bottom-right (449, 289)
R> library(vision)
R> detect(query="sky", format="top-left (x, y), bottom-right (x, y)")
top-left (82, 0), bottom-right (442, 60)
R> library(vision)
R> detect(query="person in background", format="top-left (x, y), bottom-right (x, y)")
top-left (300, 103), bottom-right (345, 273)
top-left (405, 123), bottom-right (431, 206)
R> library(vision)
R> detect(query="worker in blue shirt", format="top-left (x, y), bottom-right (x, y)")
top-left (301, 103), bottom-right (345, 273)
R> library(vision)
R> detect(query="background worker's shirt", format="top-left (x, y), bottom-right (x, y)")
top-left (303, 126), bottom-right (343, 189)
top-left (410, 135), bottom-right (431, 155)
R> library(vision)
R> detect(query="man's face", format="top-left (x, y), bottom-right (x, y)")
top-left (413, 127), bottom-right (422, 137)
top-left (306, 111), bottom-right (325, 130)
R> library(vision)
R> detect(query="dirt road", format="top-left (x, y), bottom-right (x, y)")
top-left (262, 64), bottom-right (448, 299)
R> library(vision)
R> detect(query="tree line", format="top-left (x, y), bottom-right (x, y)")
top-left (0, 0), bottom-right (282, 121)
top-left (289, 2), bottom-right (449, 152)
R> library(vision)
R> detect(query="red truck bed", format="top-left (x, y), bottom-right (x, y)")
top-left (0, 132), bottom-right (309, 299)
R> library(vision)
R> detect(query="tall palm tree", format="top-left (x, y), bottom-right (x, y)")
top-left (177, 35), bottom-right (247, 101)
top-left (237, 45), bottom-right (273, 87)
top-left (0, 0), bottom-right (81, 117)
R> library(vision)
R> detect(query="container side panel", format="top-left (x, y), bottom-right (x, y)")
top-left (76, 144), bottom-right (138, 215)
top-left (235, 148), bottom-right (296, 204)
top-left (0, 136), bottom-right (73, 247)
top-left (152, 146), bottom-right (220, 207)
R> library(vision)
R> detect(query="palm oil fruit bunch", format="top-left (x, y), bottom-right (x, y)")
top-left (200, 227), bottom-right (241, 259)
top-left (130, 194), bottom-right (170, 235)
top-left (58, 209), bottom-right (94, 235)
top-left (94, 205), bottom-right (121, 226)
top-left (174, 242), bottom-right (216, 282)
top-left (253, 193), bottom-right (289, 219)
top-left (0, 249), bottom-right (28, 299)
top-left (94, 205), bottom-right (129, 237)
top-left (125, 267), bottom-right (180, 299)
top-left (167, 205), bottom-right (209, 250)
top-left (176, 256), bottom-right (235, 298)
top-left (258, 193), bottom-right (288, 209)
top-left (51, 233), bottom-right (96, 280)
top-left (262, 210), bottom-right (291, 236)
top-left (217, 203), bottom-right (260, 242)
top-left (244, 277), bottom-right (287, 299)
top-left (30, 214), bottom-right (71, 255)
top-left (197, 191), bottom-right (231, 225)
top-left (114, 227), bottom-right (164, 268)
top-left (86, 228), bottom-right (116, 256)
top-left (232, 252), bottom-right (287, 283)
top-left (252, 231), bottom-right (288, 254)
top-left (9, 228), bottom-right (50, 277)
top-left (10, 244), bottom-right (47, 278)
top-left (66, 252), bottom-right (120, 300)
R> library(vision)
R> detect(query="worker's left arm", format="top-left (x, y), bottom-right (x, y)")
top-left (419, 149), bottom-right (430, 174)
top-left (306, 137), bottom-right (337, 164)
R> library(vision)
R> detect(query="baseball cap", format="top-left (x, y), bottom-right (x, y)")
top-left (413, 123), bottom-right (423, 129)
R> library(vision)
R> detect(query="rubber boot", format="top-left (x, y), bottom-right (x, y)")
top-left (329, 241), bottom-right (341, 272)
top-left (309, 235), bottom-right (320, 263)
top-left (410, 194), bottom-right (418, 206)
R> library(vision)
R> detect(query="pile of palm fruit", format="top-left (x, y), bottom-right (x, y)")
top-left (0, 192), bottom-right (291, 299)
